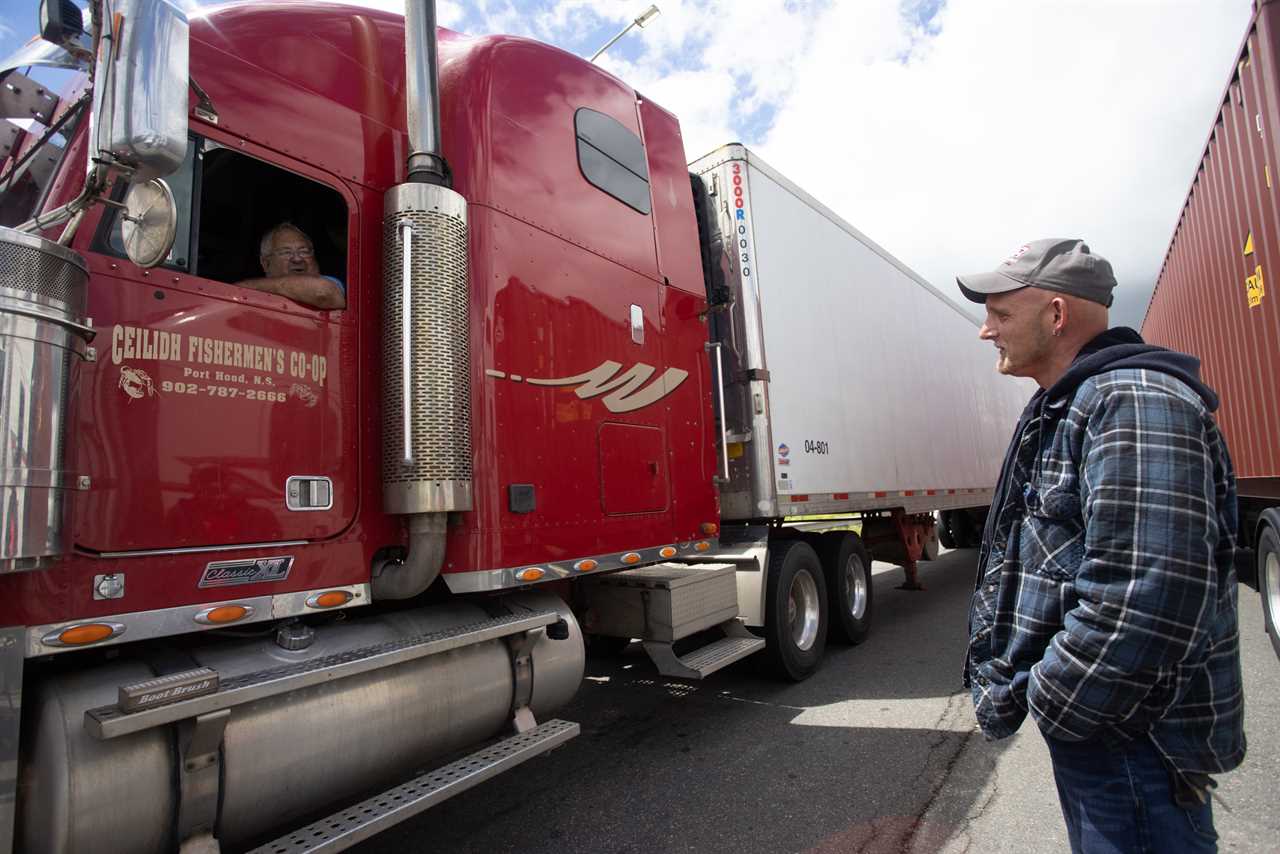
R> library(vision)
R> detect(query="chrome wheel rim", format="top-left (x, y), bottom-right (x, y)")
top-left (787, 569), bottom-right (821, 651)
top-left (1265, 549), bottom-right (1280, 626)
top-left (844, 555), bottom-right (868, 621)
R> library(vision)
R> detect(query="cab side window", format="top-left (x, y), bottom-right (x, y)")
top-left (196, 143), bottom-right (346, 288)
top-left (95, 136), bottom-right (348, 304)
top-left (575, 108), bottom-right (651, 214)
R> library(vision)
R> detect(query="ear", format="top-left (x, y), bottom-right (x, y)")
top-left (1050, 296), bottom-right (1067, 336)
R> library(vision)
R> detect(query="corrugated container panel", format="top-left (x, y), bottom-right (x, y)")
top-left (1143, 0), bottom-right (1280, 482)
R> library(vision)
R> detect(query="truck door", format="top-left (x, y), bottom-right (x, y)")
top-left (636, 97), bottom-right (722, 537)
top-left (72, 135), bottom-right (358, 552)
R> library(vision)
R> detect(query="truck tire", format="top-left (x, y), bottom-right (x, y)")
top-left (819, 532), bottom-right (873, 645)
top-left (937, 511), bottom-right (957, 549)
top-left (764, 539), bottom-right (828, 680)
top-left (1259, 524), bottom-right (1280, 660)
top-left (952, 508), bottom-right (983, 549)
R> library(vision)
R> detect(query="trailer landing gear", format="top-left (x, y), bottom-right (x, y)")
top-left (862, 510), bottom-right (937, 591)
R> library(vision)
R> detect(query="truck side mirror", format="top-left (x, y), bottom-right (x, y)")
top-left (36, 0), bottom-right (92, 66)
top-left (91, 0), bottom-right (189, 182)
top-left (39, 0), bottom-right (86, 48)
top-left (119, 178), bottom-right (178, 268)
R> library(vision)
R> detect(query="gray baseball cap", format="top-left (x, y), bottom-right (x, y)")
top-left (956, 238), bottom-right (1116, 307)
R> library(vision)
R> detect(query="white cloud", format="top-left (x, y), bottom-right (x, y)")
top-left (437, 1), bottom-right (468, 28)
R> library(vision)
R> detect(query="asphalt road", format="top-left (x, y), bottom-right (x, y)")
top-left (353, 548), bottom-right (1279, 854)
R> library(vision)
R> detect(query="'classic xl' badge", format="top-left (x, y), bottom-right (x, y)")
top-left (198, 556), bottom-right (294, 588)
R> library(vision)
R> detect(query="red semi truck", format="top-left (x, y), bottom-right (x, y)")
top-left (0, 1), bottom-right (1025, 851)
top-left (1142, 0), bottom-right (1280, 661)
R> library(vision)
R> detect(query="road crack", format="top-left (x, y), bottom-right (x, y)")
top-left (896, 692), bottom-right (980, 854)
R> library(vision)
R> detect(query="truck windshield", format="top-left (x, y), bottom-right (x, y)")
top-left (0, 67), bottom-right (88, 228)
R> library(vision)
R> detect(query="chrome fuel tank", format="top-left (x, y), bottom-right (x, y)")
top-left (18, 592), bottom-right (584, 852)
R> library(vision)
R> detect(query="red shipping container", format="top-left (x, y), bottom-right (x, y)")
top-left (1144, 0), bottom-right (1280, 501)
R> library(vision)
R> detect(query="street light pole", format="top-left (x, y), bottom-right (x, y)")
top-left (589, 5), bottom-right (660, 63)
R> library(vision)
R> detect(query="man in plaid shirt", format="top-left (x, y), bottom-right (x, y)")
top-left (956, 239), bottom-right (1246, 853)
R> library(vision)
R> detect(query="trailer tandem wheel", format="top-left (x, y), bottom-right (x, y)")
top-left (937, 511), bottom-right (957, 549)
top-left (764, 540), bottom-right (828, 680)
top-left (818, 532), bottom-right (874, 645)
top-left (941, 508), bottom-right (985, 549)
top-left (1259, 523), bottom-right (1280, 660)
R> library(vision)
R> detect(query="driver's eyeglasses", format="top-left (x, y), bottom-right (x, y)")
top-left (268, 246), bottom-right (314, 259)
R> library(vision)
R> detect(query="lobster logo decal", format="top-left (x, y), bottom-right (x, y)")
top-left (289, 384), bottom-right (319, 408)
top-left (118, 366), bottom-right (157, 400)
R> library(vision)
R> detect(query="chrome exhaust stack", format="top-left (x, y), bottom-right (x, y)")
top-left (403, 0), bottom-right (448, 186)
top-left (376, 0), bottom-right (471, 599)
top-left (0, 227), bottom-right (94, 573)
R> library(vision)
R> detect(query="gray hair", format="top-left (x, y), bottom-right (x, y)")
top-left (259, 222), bottom-right (313, 259)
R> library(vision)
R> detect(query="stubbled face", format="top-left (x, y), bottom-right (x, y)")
top-left (979, 288), bottom-right (1055, 379)
top-left (262, 227), bottom-right (319, 278)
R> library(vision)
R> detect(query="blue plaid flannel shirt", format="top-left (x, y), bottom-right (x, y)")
top-left (967, 366), bottom-right (1246, 775)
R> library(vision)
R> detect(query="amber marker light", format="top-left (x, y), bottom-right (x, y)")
top-left (694, 541), bottom-right (711, 552)
top-left (575, 560), bottom-right (599, 572)
top-left (621, 552), bottom-right (642, 565)
top-left (700, 522), bottom-right (719, 535)
top-left (659, 547), bottom-right (677, 559)
top-left (47, 623), bottom-right (122, 647)
top-left (196, 605), bottom-right (252, 625)
top-left (517, 567), bottom-right (546, 582)
top-left (307, 590), bottom-right (354, 609)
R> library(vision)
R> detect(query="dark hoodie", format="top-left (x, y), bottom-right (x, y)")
top-left (977, 327), bottom-right (1218, 574)
top-left (1048, 326), bottom-right (1218, 409)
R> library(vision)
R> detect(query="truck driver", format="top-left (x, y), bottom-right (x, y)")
top-left (237, 222), bottom-right (346, 310)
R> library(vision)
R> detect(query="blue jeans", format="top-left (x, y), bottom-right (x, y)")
top-left (1042, 731), bottom-right (1218, 853)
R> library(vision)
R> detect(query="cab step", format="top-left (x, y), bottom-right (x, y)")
top-left (247, 719), bottom-right (580, 854)
top-left (85, 609), bottom-right (564, 739)
top-left (580, 563), bottom-right (765, 679)
top-left (643, 627), bottom-right (765, 680)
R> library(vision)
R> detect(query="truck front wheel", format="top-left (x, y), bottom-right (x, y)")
top-left (819, 532), bottom-right (874, 645)
top-left (765, 540), bottom-right (828, 681)
top-left (1259, 524), bottom-right (1280, 660)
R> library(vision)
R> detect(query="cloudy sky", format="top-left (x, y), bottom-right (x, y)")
top-left (0, 0), bottom-right (1255, 326)
top-left (420, 0), bottom-right (1254, 328)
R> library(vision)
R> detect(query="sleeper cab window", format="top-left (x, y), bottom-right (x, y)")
top-left (574, 108), bottom-right (651, 214)
top-left (94, 136), bottom-right (349, 311)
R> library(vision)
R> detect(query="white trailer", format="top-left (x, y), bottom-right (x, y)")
top-left (581, 144), bottom-right (1032, 681)
top-left (692, 143), bottom-right (1031, 520)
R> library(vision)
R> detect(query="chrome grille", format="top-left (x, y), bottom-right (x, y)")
top-left (381, 184), bottom-right (472, 514)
